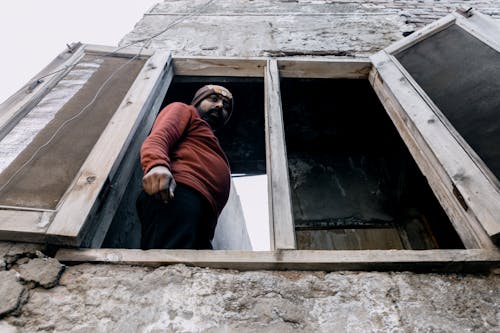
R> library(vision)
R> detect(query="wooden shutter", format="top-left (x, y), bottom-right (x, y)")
top-left (370, 9), bottom-right (500, 247)
top-left (0, 44), bottom-right (172, 246)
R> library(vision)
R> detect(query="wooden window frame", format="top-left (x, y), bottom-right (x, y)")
top-left (0, 44), bottom-right (173, 246)
top-left (1, 11), bottom-right (498, 270)
top-left (55, 55), bottom-right (499, 272)
top-left (370, 9), bottom-right (500, 247)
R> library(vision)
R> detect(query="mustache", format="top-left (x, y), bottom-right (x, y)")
top-left (208, 107), bottom-right (223, 116)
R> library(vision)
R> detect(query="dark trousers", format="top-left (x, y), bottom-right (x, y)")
top-left (136, 184), bottom-right (215, 249)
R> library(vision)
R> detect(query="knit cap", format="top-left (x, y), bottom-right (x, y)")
top-left (191, 85), bottom-right (234, 123)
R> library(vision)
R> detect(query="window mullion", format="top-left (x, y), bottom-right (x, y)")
top-left (264, 58), bottom-right (296, 250)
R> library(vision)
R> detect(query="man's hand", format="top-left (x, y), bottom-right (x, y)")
top-left (142, 165), bottom-right (176, 204)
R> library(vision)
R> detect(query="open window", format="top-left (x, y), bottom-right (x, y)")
top-left (0, 44), bottom-right (172, 246)
top-left (370, 8), bottom-right (500, 247)
top-left (281, 77), bottom-right (462, 250)
top-left (102, 59), bottom-right (271, 250)
top-left (1, 9), bottom-right (499, 271)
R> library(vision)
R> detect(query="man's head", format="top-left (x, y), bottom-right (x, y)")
top-left (191, 85), bottom-right (233, 131)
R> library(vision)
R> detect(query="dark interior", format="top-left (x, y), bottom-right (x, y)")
top-left (280, 78), bottom-right (464, 250)
top-left (160, 76), bottom-right (266, 176)
top-left (103, 75), bottom-right (464, 250)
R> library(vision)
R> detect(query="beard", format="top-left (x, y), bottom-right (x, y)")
top-left (201, 108), bottom-right (225, 130)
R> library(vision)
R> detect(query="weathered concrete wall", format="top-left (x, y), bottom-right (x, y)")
top-left (1, 1), bottom-right (500, 332)
top-left (121, 0), bottom-right (500, 57)
top-left (1, 247), bottom-right (499, 332)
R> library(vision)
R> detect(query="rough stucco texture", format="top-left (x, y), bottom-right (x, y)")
top-left (1, 264), bottom-right (498, 333)
top-left (120, 0), bottom-right (500, 57)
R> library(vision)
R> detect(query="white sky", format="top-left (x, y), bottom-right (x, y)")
top-left (0, 1), bottom-right (270, 250)
top-left (0, 0), bottom-right (159, 104)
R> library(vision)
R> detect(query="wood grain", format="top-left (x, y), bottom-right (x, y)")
top-left (55, 248), bottom-right (500, 272)
top-left (370, 51), bottom-right (500, 248)
top-left (264, 59), bottom-right (296, 250)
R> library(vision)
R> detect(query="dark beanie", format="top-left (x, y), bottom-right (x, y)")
top-left (191, 85), bottom-right (234, 123)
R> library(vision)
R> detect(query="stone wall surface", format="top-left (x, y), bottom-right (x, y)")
top-left (1, 0), bottom-right (500, 332)
top-left (1, 262), bottom-right (499, 333)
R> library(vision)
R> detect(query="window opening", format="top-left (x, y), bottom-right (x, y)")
top-left (103, 76), bottom-right (270, 250)
top-left (280, 78), bottom-right (464, 250)
top-left (1, 46), bottom-right (496, 270)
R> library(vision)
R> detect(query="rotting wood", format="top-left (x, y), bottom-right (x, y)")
top-left (369, 53), bottom-right (499, 248)
top-left (55, 248), bottom-right (500, 272)
top-left (264, 59), bottom-right (296, 250)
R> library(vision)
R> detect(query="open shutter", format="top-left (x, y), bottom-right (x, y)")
top-left (0, 44), bottom-right (172, 246)
top-left (370, 9), bottom-right (500, 247)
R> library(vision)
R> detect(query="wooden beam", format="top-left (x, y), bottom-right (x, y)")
top-left (0, 210), bottom-right (51, 243)
top-left (55, 248), bottom-right (500, 272)
top-left (277, 58), bottom-right (371, 79)
top-left (173, 56), bottom-right (266, 77)
top-left (264, 59), bottom-right (296, 250)
top-left (84, 44), bottom-right (155, 58)
top-left (370, 52), bottom-right (500, 248)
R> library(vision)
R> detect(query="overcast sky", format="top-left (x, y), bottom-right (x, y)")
top-left (0, 0), bottom-right (159, 104)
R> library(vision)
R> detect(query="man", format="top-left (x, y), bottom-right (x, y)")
top-left (136, 85), bottom-right (233, 249)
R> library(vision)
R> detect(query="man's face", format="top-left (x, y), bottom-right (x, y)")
top-left (196, 93), bottom-right (231, 131)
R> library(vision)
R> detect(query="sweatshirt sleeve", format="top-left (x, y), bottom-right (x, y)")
top-left (140, 102), bottom-right (193, 174)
